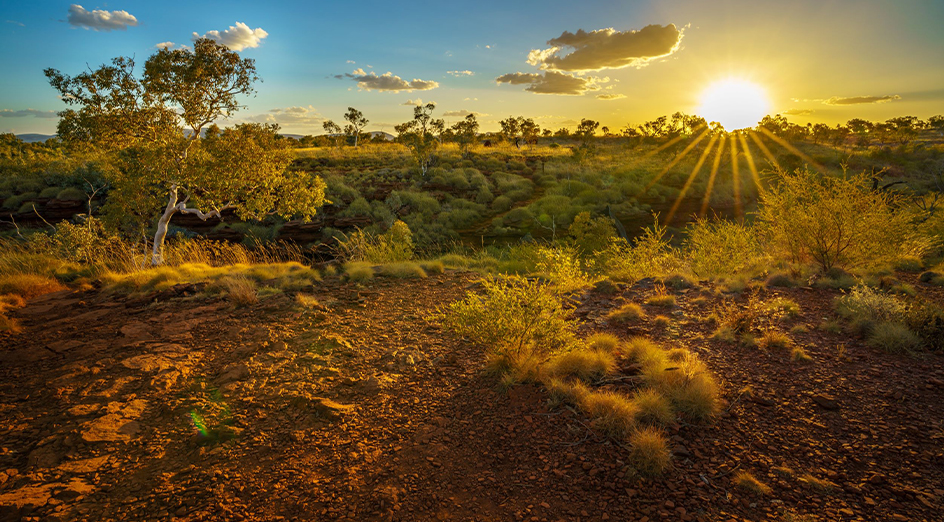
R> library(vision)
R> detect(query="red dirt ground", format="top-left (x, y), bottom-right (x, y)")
top-left (1, 270), bottom-right (942, 521)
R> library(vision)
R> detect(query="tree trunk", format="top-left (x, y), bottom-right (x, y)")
top-left (151, 185), bottom-right (179, 266)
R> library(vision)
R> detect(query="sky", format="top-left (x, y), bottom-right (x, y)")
top-left (1, 0), bottom-right (943, 135)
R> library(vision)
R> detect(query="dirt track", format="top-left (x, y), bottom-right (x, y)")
top-left (1, 272), bottom-right (943, 521)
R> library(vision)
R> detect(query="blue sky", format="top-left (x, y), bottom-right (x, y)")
top-left (2, 0), bottom-right (943, 135)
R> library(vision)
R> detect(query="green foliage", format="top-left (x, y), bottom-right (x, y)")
top-left (568, 211), bottom-right (616, 256)
top-left (834, 285), bottom-right (904, 324)
top-left (685, 218), bottom-right (761, 277)
top-left (867, 322), bottom-right (923, 353)
top-left (337, 220), bottom-right (414, 263)
top-left (757, 168), bottom-right (922, 271)
top-left (439, 277), bottom-right (577, 368)
top-left (378, 261), bottom-right (427, 279)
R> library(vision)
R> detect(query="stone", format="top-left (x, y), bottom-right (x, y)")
top-left (812, 394), bottom-right (840, 410)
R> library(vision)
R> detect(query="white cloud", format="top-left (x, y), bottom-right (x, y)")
top-left (5, 20), bottom-right (25, 27)
top-left (0, 109), bottom-right (58, 118)
top-left (346, 60), bottom-right (356, 64)
top-left (447, 70), bottom-right (475, 77)
top-left (463, 97), bottom-right (478, 101)
top-left (402, 98), bottom-right (428, 106)
top-left (528, 24), bottom-right (684, 72)
top-left (67, 4), bottom-right (137, 31)
top-left (495, 71), bottom-right (606, 95)
top-left (193, 22), bottom-right (268, 51)
top-left (155, 41), bottom-right (175, 49)
top-left (344, 69), bottom-right (439, 93)
top-left (443, 110), bottom-right (487, 118)
top-left (247, 105), bottom-right (323, 127)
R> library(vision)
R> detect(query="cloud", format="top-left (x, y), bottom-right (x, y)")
top-left (447, 70), bottom-right (474, 76)
top-left (346, 60), bottom-right (356, 64)
top-left (193, 22), bottom-right (268, 51)
top-left (344, 69), bottom-right (439, 93)
top-left (247, 105), bottom-right (323, 127)
top-left (527, 24), bottom-right (683, 72)
top-left (5, 20), bottom-right (25, 27)
top-left (402, 98), bottom-right (429, 106)
top-left (823, 94), bottom-right (900, 105)
top-left (463, 97), bottom-right (478, 101)
top-left (67, 4), bottom-right (137, 31)
top-left (596, 93), bottom-right (626, 100)
top-left (495, 71), bottom-right (606, 95)
top-left (443, 110), bottom-right (487, 118)
top-left (782, 108), bottom-right (814, 115)
top-left (0, 109), bottom-right (58, 118)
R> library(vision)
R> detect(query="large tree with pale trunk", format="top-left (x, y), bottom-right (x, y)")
top-left (45, 38), bottom-right (325, 265)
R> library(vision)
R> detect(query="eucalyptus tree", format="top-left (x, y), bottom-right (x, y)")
top-left (46, 38), bottom-right (326, 265)
top-left (343, 107), bottom-right (368, 147)
top-left (450, 113), bottom-right (479, 158)
top-left (395, 103), bottom-right (443, 177)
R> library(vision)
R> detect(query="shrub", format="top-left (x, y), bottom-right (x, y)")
top-left (757, 168), bottom-right (922, 271)
top-left (866, 322), bottom-right (923, 354)
top-left (344, 261), bottom-right (374, 282)
top-left (765, 297), bottom-right (801, 318)
top-left (378, 262), bottom-right (427, 279)
top-left (39, 186), bottom-right (61, 198)
top-left (893, 256), bottom-right (923, 272)
top-left (56, 187), bottom-right (88, 201)
top-left (628, 427), bottom-right (672, 475)
top-left (791, 347), bottom-right (813, 363)
top-left (568, 211), bottom-right (616, 256)
top-left (338, 220), bottom-right (414, 263)
top-left (760, 330), bottom-right (792, 350)
top-left (734, 471), bottom-right (772, 495)
top-left (834, 285), bottom-right (904, 324)
top-left (440, 277), bottom-right (577, 370)
top-left (902, 301), bottom-right (944, 351)
top-left (545, 346), bottom-right (615, 382)
top-left (419, 260), bottom-right (445, 274)
top-left (662, 273), bottom-right (695, 289)
top-left (766, 272), bottom-right (796, 288)
top-left (645, 287), bottom-right (676, 307)
top-left (535, 246), bottom-right (593, 293)
top-left (607, 302), bottom-right (644, 323)
top-left (685, 218), bottom-right (761, 277)
top-left (491, 195), bottom-right (513, 212)
top-left (632, 389), bottom-right (674, 426)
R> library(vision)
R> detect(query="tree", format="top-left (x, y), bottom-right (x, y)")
top-left (810, 123), bottom-right (831, 145)
top-left (518, 118), bottom-right (540, 148)
top-left (499, 117), bottom-right (520, 145)
top-left (395, 103), bottom-right (443, 177)
top-left (322, 120), bottom-right (343, 148)
top-left (343, 107), bottom-right (368, 147)
top-left (450, 113), bottom-right (479, 158)
top-left (886, 116), bottom-right (919, 146)
top-left (574, 119), bottom-right (599, 140)
top-left (45, 38), bottom-right (326, 265)
top-left (928, 115), bottom-right (944, 133)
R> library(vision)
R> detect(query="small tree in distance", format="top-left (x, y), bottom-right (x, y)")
top-left (451, 113), bottom-right (479, 158)
top-left (45, 38), bottom-right (326, 265)
top-left (395, 103), bottom-right (443, 177)
top-left (343, 107), bottom-right (368, 147)
top-left (322, 120), bottom-right (343, 148)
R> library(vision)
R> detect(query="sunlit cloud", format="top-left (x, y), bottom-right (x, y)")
top-left (443, 110), bottom-right (487, 118)
top-left (343, 68), bottom-right (439, 93)
top-left (67, 4), bottom-right (137, 31)
top-left (0, 109), bottom-right (58, 119)
top-left (782, 108), bottom-right (814, 115)
top-left (527, 24), bottom-right (684, 72)
top-left (496, 71), bottom-right (606, 95)
top-left (823, 94), bottom-right (901, 105)
top-left (247, 105), bottom-right (323, 127)
top-left (447, 70), bottom-right (475, 76)
top-left (596, 93), bottom-right (626, 100)
top-left (402, 98), bottom-right (430, 106)
top-left (192, 22), bottom-right (268, 51)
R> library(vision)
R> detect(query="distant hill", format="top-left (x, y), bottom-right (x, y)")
top-left (16, 134), bottom-right (56, 143)
top-left (281, 131), bottom-right (395, 142)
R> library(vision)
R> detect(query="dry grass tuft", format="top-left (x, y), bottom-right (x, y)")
top-left (760, 330), bottom-right (792, 350)
top-left (607, 302), bottom-right (645, 323)
top-left (295, 293), bottom-right (320, 308)
top-left (632, 389), bottom-right (675, 426)
top-left (645, 294), bottom-right (676, 307)
top-left (0, 315), bottom-right (21, 333)
top-left (378, 262), bottom-right (427, 279)
top-left (214, 275), bottom-right (258, 307)
top-left (628, 427), bottom-right (672, 475)
top-left (798, 473), bottom-right (836, 493)
top-left (545, 347), bottom-right (615, 382)
top-left (575, 388), bottom-right (639, 439)
top-left (791, 347), bottom-right (813, 363)
top-left (419, 260), bottom-right (445, 274)
top-left (652, 315), bottom-right (671, 327)
top-left (585, 333), bottom-right (620, 354)
top-left (344, 261), bottom-right (374, 282)
top-left (866, 322), bottom-right (923, 354)
top-left (772, 466), bottom-right (795, 478)
top-left (0, 274), bottom-right (66, 299)
top-left (734, 471), bottom-right (772, 495)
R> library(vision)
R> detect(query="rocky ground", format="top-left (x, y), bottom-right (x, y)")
top-left (0, 270), bottom-right (943, 521)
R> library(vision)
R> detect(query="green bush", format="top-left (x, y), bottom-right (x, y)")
top-left (39, 186), bottom-right (61, 198)
top-left (685, 218), bottom-right (761, 277)
top-left (378, 261), bottom-right (426, 279)
top-left (56, 187), bottom-right (87, 201)
top-left (834, 285), bottom-right (904, 324)
top-left (867, 322), bottom-right (923, 353)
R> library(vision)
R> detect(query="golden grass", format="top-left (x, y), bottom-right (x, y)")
top-left (585, 333), bottom-right (620, 354)
top-left (378, 261), bottom-right (427, 279)
top-left (628, 427), bottom-right (672, 476)
top-left (645, 294), bottom-right (676, 307)
top-left (575, 387), bottom-right (639, 439)
top-left (791, 347), bottom-right (813, 363)
top-left (734, 471), bottom-right (772, 495)
top-left (212, 275), bottom-right (258, 307)
top-left (0, 274), bottom-right (66, 299)
top-left (760, 330), bottom-right (792, 350)
top-left (419, 260), bottom-right (445, 274)
top-left (652, 315), bottom-right (671, 327)
top-left (639, 349), bottom-right (720, 421)
top-left (798, 473), bottom-right (836, 493)
top-left (102, 261), bottom-right (319, 295)
top-left (0, 315), bottom-right (21, 333)
top-left (295, 293), bottom-right (320, 308)
top-left (607, 302), bottom-right (645, 323)
top-left (866, 322), bottom-right (924, 354)
top-left (545, 347), bottom-right (615, 382)
top-left (632, 389), bottom-right (675, 426)
top-left (344, 261), bottom-right (374, 282)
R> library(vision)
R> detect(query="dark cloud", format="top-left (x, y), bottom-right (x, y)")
top-left (344, 68), bottom-right (439, 93)
top-left (823, 95), bottom-right (900, 105)
top-left (67, 4), bottom-right (137, 31)
top-left (528, 24), bottom-right (683, 72)
top-left (495, 71), bottom-right (605, 95)
top-left (0, 109), bottom-right (58, 118)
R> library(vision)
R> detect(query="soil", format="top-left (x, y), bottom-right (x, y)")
top-left (1, 271), bottom-right (942, 522)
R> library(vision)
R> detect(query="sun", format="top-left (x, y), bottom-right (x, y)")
top-left (698, 79), bottom-right (770, 131)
